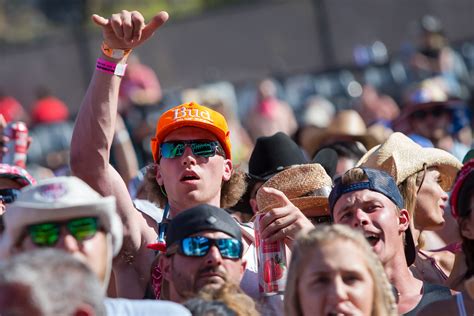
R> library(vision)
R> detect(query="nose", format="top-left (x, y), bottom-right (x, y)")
top-left (327, 276), bottom-right (348, 303)
top-left (55, 228), bottom-right (80, 253)
top-left (181, 145), bottom-right (197, 166)
top-left (204, 245), bottom-right (223, 266)
top-left (352, 209), bottom-right (369, 228)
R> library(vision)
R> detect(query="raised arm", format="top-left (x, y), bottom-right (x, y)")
top-left (70, 10), bottom-right (168, 250)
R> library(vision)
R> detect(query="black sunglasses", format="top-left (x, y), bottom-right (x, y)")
top-left (308, 215), bottom-right (333, 225)
top-left (0, 188), bottom-right (21, 204)
top-left (412, 107), bottom-right (449, 120)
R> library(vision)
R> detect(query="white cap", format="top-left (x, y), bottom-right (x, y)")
top-left (0, 176), bottom-right (123, 257)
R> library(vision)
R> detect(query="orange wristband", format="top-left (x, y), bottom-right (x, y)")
top-left (101, 42), bottom-right (132, 59)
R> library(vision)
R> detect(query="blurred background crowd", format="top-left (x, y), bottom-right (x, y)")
top-left (0, 2), bottom-right (473, 315)
top-left (0, 0), bottom-right (473, 177)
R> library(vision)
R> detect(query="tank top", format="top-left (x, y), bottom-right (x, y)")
top-left (403, 282), bottom-right (452, 316)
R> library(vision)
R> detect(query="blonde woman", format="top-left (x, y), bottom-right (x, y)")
top-left (285, 224), bottom-right (397, 316)
top-left (418, 159), bottom-right (474, 315)
top-left (358, 132), bottom-right (462, 285)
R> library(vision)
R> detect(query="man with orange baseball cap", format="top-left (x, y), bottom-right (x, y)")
top-left (70, 10), bottom-right (310, 315)
top-left (69, 9), bottom-right (249, 301)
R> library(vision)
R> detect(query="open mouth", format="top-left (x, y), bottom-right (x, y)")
top-left (364, 232), bottom-right (380, 247)
top-left (180, 172), bottom-right (200, 181)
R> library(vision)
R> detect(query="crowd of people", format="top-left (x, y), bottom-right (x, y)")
top-left (0, 8), bottom-right (473, 316)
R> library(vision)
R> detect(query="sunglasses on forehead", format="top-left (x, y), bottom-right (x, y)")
top-left (412, 107), bottom-right (449, 120)
top-left (166, 236), bottom-right (243, 259)
top-left (26, 217), bottom-right (100, 247)
top-left (160, 140), bottom-right (225, 159)
top-left (0, 188), bottom-right (21, 204)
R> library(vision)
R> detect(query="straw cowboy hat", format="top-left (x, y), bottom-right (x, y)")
top-left (357, 132), bottom-right (462, 191)
top-left (305, 110), bottom-right (379, 158)
top-left (256, 163), bottom-right (332, 217)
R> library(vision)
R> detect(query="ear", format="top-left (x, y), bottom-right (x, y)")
top-left (249, 198), bottom-right (259, 214)
top-left (159, 254), bottom-right (172, 282)
top-left (222, 158), bottom-right (233, 182)
top-left (155, 163), bottom-right (164, 186)
top-left (239, 259), bottom-right (247, 281)
top-left (461, 218), bottom-right (474, 239)
top-left (398, 208), bottom-right (410, 233)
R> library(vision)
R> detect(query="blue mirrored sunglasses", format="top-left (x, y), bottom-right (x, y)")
top-left (0, 188), bottom-right (21, 204)
top-left (167, 236), bottom-right (243, 259)
top-left (160, 140), bottom-right (225, 159)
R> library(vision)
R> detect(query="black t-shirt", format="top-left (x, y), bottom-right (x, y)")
top-left (403, 282), bottom-right (452, 316)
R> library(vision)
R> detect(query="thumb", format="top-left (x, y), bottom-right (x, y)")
top-left (141, 11), bottom-right (169, 40)
top-left (91, 14), bottom-right (109, 27)
top-left (261, 187), bottom-right (290, 204)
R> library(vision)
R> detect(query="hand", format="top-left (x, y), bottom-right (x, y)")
top-left (325, 301), bottom-right (365, 316)
top-left (92, 10), bottom-right (169, 50)
top-left (258, 187), bottom-right (314, 244)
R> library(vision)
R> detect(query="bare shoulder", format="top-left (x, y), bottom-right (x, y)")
top-left (424, 249), bottom-right (455, 273)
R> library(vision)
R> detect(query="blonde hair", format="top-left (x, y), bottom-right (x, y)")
top-left (143, 164), bottom-right (247, 209)
top-left (340, 167), bottom-right (369, 184)
top-left (398, 166), bottom-right (427, 248)
top-left (285, 225), bottom-right (397, 316)
top-left (194, 281), bottom-right (260, 316)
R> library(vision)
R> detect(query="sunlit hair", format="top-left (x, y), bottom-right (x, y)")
top-left (185, 281), bottom-right (260, 316)
top-left (285, 225), bottom-right (397, 316)
top-left (143, 164), bottom-right (247, 209)
top-left (340, 166), bottom-right (369, 184)
top-left (398, 166), bottom-right (427, 248)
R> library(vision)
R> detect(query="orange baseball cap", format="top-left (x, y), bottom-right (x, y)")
top-left (150, 102), bottom-right (232, 162)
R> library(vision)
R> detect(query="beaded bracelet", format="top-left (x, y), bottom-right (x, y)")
top-left (96, 58), bottom-right (127, 76)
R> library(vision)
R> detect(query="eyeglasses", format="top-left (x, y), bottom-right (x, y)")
top-left (27, 217), bottom-right (100, 247)
top-left (412, 107), bottom-right (448, 120)
top-left (160, 140), bottom-right (225, 159)
top-left (308, 215), bottom-right (333, 225)
top-left (166, 236), bottom-right (243, 259)
top-left (0, 188), bottom-right (21, 204)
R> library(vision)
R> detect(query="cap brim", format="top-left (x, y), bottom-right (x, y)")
top-left (397, 100), bottom-right (465, 123)
top-left (247, 172), bottom-right (274, 181)
top-left (405, 227), bottom-right (416, 266)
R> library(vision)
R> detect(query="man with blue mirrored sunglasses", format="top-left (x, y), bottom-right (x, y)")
top-left (159, 204), bottom-right (246, 302)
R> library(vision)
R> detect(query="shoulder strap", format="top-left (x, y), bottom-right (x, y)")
top-left (456, 292), bottom-right (468, 316)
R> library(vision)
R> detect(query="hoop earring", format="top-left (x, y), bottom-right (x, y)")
top-left (160, 185), bottom-right (167, 197)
